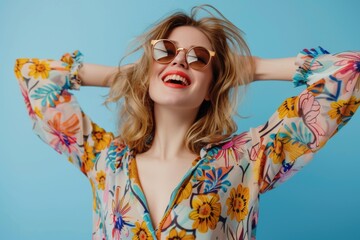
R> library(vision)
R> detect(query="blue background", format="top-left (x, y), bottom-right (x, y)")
top-left (1, 0), bottom-right (359, 239)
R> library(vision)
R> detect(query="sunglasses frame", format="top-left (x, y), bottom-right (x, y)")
top-left (150, 39), bottom-right (215, 70)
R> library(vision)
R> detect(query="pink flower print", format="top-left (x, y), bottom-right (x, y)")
top-left (112, 187), bottom-right (133, 239)
top-left (216, 132), bottom-right (250, 167)
top-left (334, 52), bottom-right (360, 92)
top-left (249, 143), bottom-right (265, 162)
top-left (298, 92), bottom-right (325, 149)
top-left (20, 84), bottom-right (36, 120)
top-left (47, 112), bottom-right (80, 154)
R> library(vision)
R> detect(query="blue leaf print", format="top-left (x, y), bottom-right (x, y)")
top-left (106, 142), bottom-right (126, 171)
top-left (283, 122), bottom-right (312, 145)
top-left (31, 83), bottom-right (62, 107)
top-left (203, 167), bottom-right (233, 193)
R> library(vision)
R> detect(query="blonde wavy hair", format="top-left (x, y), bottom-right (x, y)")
top-left (107, 5), bottom-right (254, 154)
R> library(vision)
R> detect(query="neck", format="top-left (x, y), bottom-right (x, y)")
top-left (146, 104), bottom-right (199, 161)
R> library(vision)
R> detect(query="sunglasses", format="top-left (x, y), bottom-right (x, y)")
top-left (151, 39), bottom-right (215, 70)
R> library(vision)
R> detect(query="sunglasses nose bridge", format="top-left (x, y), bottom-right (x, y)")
top-left (175, 47), bottom-right (187, 59)
top-left (176, 47), bottom-right (186, 53)
top-left (171, 47), bottom-right (188, 67)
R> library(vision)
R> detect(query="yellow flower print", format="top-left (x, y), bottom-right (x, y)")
top-left (189, 193), bottom-right (221, 233)
top-left (129, 159), bottom-right (141, 185)
top-left (90, 178), bottom-right (98, 211)
top-left (28, 59), bottom-right (51, 79)
top-left (14, 58), bottom-right (29, 79)
top-left (166, 228), bottom-right (194, 240)
top-left (284, 140), bottom-right (310, 162)
top-left (132, 221), bottom-right (153, 240)
top-left (95, 170), bottom-right (106, 190)
top-left (277, 96), bottom-right (299, 119)
top-left (328, 96), bottom-right (360, 124)
top-left (269, 135), bottom-right (310, 164)
top-left (226, 184), bottom-right (249, 222)
top-left (81, 142), bottom-right (95, 173)
top-left (34, 107), bottom-right (43, 119)
top-left (60, 52), bottom-right (74, 70)
top-left (253, 145), bottom-right (266, 183)
top-left (176, 181), bottom-right (192, 204)
top-left (269, 137), bottom-right (285, 164)
top-left (92, 123), bottom-right (113, 152)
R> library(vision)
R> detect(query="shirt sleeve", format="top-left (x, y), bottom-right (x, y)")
top-left (14, 51), bottom-right (114, 178)
top-left (255, 47), bottom-right (360, 193)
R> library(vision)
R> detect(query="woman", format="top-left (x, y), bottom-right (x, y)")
top-left (15, 5), bottom-right (360, 240)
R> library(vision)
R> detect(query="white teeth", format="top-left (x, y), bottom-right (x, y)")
top-left (163, 74), bottom-right (190, 86)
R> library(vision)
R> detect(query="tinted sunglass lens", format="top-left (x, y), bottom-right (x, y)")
top-left (153, 40), bottom-right (176, 63)
top-left (187, 47), bottom-right (210, 69)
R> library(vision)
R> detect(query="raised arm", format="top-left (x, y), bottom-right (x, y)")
top-left (78, 63), bottom-right (118, 87)
top-left (78, 63), bottom-right (134, 87)
top-left (14, 52), bottom-right (116, 179)
top-left (254, 57), bottom-right (297, 81)
top-left (255, 48), bottom-right (360, 193)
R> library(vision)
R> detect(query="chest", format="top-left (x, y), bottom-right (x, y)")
top-left (100, 149), bottom-right (260, 239)
top-left (134, 159), bottom-right (194, 229)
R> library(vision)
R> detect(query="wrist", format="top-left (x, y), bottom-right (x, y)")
top-left (254, 57), bottom-right (297, 81)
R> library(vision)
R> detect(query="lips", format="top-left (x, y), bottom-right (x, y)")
top-left (161, 70), bottom-right (191, 87)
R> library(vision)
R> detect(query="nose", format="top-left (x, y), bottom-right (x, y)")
top-left (170, 49), bottom-right (188, 69)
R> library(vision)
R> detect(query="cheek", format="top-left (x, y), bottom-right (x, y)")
top-left (149, 63), bottom-right (163, 88)
top-left (149, 61), bottom-right (164, 76)
top-left (149, 62), bottom-right (165, 82)
top-left (148, 78), bottom-right (156, 101)
top-left (148, 63), bottom-right (163, 99)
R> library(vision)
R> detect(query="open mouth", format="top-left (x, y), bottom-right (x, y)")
top-left (163, 74), bottom-right (190, 86)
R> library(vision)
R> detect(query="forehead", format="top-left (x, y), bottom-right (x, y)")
top-left (167, 26), bottom-right (213, 50)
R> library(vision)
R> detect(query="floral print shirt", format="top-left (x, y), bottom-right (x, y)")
top-left (15, 48), bottom-right (360, 240)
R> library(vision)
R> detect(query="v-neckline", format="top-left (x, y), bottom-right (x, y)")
top-left (127, 153), bottom-right (202, 236)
